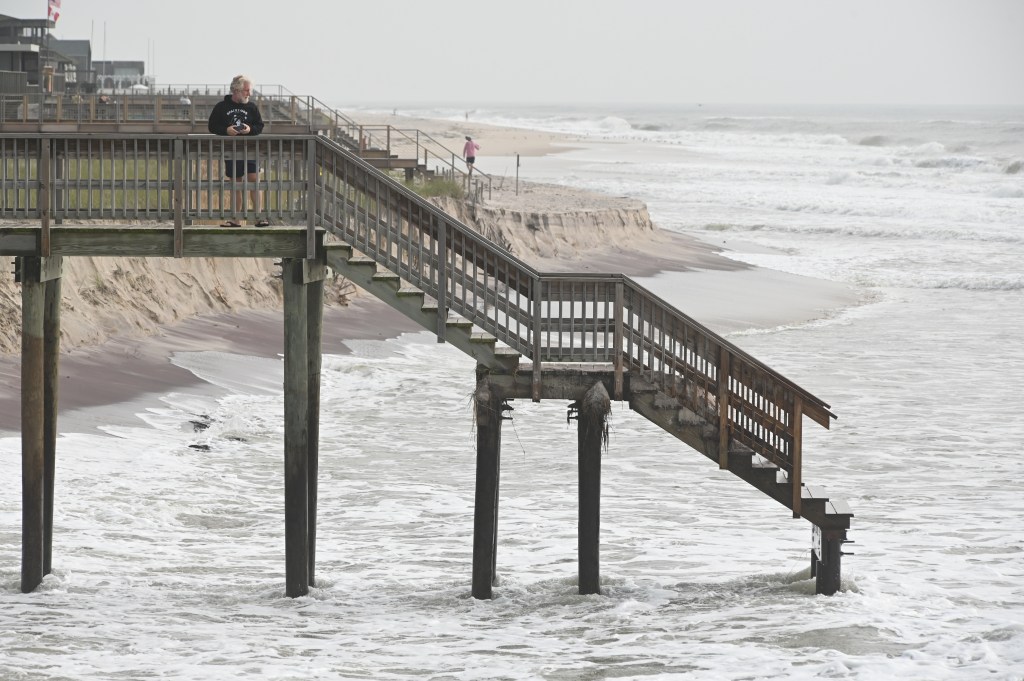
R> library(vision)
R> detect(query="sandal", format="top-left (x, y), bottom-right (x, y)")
top-left (220, 220), bottom-right (242, 227)
top-left (255, 218), bottom-right (271, 227)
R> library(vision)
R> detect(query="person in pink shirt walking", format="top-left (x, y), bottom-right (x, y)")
top-left (463, 136), bottom-right (480, 177)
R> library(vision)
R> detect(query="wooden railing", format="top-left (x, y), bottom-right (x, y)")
top-left (0, 92), bottom-right (491, 195)
top-left (0, 132), bottom-right (835, 514)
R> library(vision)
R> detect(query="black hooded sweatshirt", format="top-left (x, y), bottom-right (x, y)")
top-left (207, 95), bottom-right (265, 136)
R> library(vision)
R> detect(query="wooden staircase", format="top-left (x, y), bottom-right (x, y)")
top-left (325, 243), bottom-right (518, 371)
top-left (323, 233), bottom-right (853, 595)
top-left (0, 129), bottom-right (853, 596)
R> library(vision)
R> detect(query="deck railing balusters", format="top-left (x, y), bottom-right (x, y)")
top-left (1, 132), bottom-right (836, 484)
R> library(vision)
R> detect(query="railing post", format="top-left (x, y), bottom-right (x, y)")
top-left (532, 277), bottom-right (543, 402)
top-left (792, 396), bottom-right (803, 518)
top-left (39, 139), bottom-right (50, 257)
top-left (717, 346), bottom-right (731, 469)
top-left (613, 281), bottom-right (624, 401)
top-left (173, 139), bottom-right (184, 257)
top-left (436, 214), bottom-right (448, 343)
top-left (306, 138), bottom-right (317, 259)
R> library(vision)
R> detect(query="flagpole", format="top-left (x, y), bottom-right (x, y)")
top-left (44, 0), bottom-right (49, 93)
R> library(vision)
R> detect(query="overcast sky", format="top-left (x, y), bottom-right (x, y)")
top-left (7, 0), bottom-right (1024, 107)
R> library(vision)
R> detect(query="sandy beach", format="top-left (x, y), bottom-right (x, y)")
top-left (0, 113), bottom-right (856, 436)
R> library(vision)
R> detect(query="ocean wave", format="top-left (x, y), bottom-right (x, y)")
top-left (857, 135), bottom-right (891, 147)
top-left (697, 222), bottom-right (1024, 244)
top-left (1005, 160), bottom-right (1023, 174)
top-left (913, 156), bottom-right (986, 169)
top-left (932, 277), bottom-right (1024, 291)
top-left (989, 186), bottom-right (1024, 199)
top-left (913, 141), bottom-right (947, 154)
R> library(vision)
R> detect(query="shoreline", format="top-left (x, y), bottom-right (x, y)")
top-left (0, 114), bottom-right (859, 436)
top-left (0, 298), bottom-right (418, 435)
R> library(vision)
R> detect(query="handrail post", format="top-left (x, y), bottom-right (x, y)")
top-left (792, 396), bottom-right (803, 517)
top-left (435, 214), bottom-right (448, 342)
top-left (613, 280), bottom-right (624, 401)
top-left (173, 138), bottom-right (184, 257)
top-left (717, 347), bottom-right (731, 469)
top-left (39, 139), bottom-right (51, 257)
top-left (306, 138), bottom-right (317, 259)
top-left (532, 277), bottom-right (543, 401)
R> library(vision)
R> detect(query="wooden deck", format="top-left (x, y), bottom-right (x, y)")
top-left (2, 130), bottom-right (853, 601)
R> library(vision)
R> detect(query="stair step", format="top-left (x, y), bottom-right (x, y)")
top-left (802, 485), bottom-right (853, 517)
top-left (469, 331), bottom-right (496, 344)
top-left (749, 460), bottom-right (780, 484)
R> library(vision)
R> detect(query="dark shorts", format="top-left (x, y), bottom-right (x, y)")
top-left (225, 160), bottom-right (259, 178)
top-left (466, 156), bottom-right (476, 164)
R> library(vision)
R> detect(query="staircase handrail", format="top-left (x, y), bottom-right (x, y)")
top-left (0, 131), bottom-right (836, 503)
top-left (310, 133), bottom-right (834, 481)
top-left (354, 124), bottom-right (493, 185)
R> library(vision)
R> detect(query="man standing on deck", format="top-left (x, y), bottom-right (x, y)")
top-left (208, 75), bottom-right (268, 226)
top-left (463, 135), bottom-right (480, 178)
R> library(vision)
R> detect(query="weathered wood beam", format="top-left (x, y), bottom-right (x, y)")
top-left (486, 364), bottom-right (618, 402)
top-left (0, 227), bottom-right (322, 259)
top-left (813, 526), bottom-right (846, 595)
top-left (20, 276), bottom-right (45, 593)
top-left (305, 275), bottom-right (323, 587)
top-left (282, 258), bottom-right (310, 598)
top-left (577, 381), bottom-right (610, 595)
top-left (472, 376), bottom-right (503, 599)
top-left (43, 274), bottom-right (61, 575)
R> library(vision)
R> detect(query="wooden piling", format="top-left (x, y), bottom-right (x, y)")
top-left (282, 259), bottom-right (309, 597)
top-left (472, 377), bottom-right (502, 599)
top-left (813, 527), bottom-right (845, 596)
top-left (43, 275), bottom-right (62, 575)
top-left (306, 275), bottom-right (323, 587)
top-left (21, 276), bottom-right (45, 593)
top-left (578, 381), bottom-right (610, 595)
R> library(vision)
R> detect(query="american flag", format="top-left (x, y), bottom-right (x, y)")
top-left (47, 0), bottom-right (61, 24)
